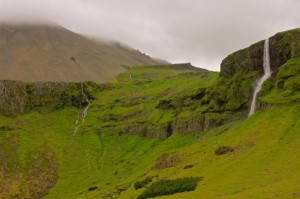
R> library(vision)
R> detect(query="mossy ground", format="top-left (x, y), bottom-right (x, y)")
top-left (0, 64), bottom-right (299, 198)
top-left (260, 58), bottom-right (300, 104)
top-left (2, 104), bottom-right (298, 198)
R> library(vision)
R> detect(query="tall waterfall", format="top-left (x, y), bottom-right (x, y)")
top-left (248, 39), bottom-right (271, 117)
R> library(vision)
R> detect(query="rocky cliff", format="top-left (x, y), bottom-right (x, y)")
top-left (215, 28), bottom-right (300, 113)
top-left (269, 29), bottom-right (300, 71)
top-left (220, 28), bottom-right (300, 77)
top-left (1, 29), bottom-right (299, 139)
top-left (0, 80), bottom-right (98, 116)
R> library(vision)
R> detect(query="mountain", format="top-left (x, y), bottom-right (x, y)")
top-left (0, 29), bottom-right (299, 199)
top-left (0, 24), bottom-right (166, 82)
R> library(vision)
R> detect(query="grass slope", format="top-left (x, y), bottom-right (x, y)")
top-left (1, 104), bottom-right (298, 198)
top-left (142, 104), bottom-right (300, 199)
top-left (0, 64), bottom-right (299, 198)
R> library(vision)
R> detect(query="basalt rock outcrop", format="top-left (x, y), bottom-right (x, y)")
top-left (0, 80), bottom-right (96, 116)
top-left (213, 28), bottom-right (300, 114)
top-left (220, 40), bottom-right (265, 78)
top-left (269, 29), bottom-right (300, 72)
top-left (220, 28), bottom-right (300, 78)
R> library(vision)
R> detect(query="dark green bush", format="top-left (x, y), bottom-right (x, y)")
top-left (134, 176), bottom-right (153, 190)
top-left (137, 177), bottom-right (203, 199)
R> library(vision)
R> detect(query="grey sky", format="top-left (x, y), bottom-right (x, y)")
top-left (1, 0), bottom-right (299, 71)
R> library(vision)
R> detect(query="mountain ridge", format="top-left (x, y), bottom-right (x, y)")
top-left (0, 24), bottom-right (167, 82)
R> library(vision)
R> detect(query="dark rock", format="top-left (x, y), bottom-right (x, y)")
top-left (220, 40), bottom-right (265, 78)
top-left (0, 80), bottom-right (95, 116)
top-left (174, 115), bottom-right (205, 133)
top-left (183, 164), bottom-right (194, 169)
top-left (215, 146), bottom-right (234, 155)
top-left (191, 88), bottom-right (206, 100)
top-left (269, 29), bottom-right (300, 73)
top-left (0, 80), bottom-right (27, 116)
top-left (166, 122), bottom-right (173, 138)
top-left (88, 186), bottom-right (98, 191)
top-left (156, 99), bottom-right (174, 110)
top-left (204, 113), bottom-right (225, 131)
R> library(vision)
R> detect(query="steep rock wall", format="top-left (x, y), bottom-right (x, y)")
top-left (220, 28), bottom-right (300, 78)
top-left (0, 80), bottom-right (94, 116)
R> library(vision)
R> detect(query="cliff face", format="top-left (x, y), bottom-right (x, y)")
top-left (269, 29), bottom-right (300, 71)
top-left (0, 81), bottom-right (27, 115)
top-left (220, 28), bottom-right (300, 77)
top-left (214, 28), bottom-right (300, 113)
top-left (0, 81), bottom-right (96, 116)
top-left (220, 41), bottom-right (265, 77)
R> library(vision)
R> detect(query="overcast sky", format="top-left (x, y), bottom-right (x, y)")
top-left (0, 0), bottom-right (300, 71)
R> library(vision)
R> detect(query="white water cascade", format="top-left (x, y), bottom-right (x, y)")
top-left (73, 83), bottom-right (91, 136)
top-left (81, 83), bottom-right (91, 122)
top-left (72, 83), bottom-right (91, 169)
top-left (248, 39), bottom-right (272, 117)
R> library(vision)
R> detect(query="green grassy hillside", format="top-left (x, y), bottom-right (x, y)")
top-left (1, 29), bottom-right (300, 199)
top-left (0, 61), bottom-right (299, 199)
top-left (1, 99), bottom-right (299, 198)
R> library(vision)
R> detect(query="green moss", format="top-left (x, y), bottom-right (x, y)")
top-left (260, 58), bottom-right (300, 104)
top-left (134, 176), bottom-right (153, 190)
top-left (137, 177), bottom-right (202, 199)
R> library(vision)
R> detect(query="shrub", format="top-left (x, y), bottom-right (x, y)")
top-left (134, 176), bottom-right (153, 190)
top-left (137, 177), bottom-right (203, 199)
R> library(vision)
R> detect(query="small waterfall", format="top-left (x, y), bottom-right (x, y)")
top-left (248, 39), bottom-right (271, 117)
top-left (72, 113), bottom-right (80, 137)
top-left (85, 149), bottom-right (91, 170)
top-left (72, 84), bottom-right (91, 137)
top-left (72, 83), bottom-right (92, 170)
top-left (81, 83), bottom-right (91, 122)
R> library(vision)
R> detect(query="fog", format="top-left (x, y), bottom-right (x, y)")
top-left (1, 0), bottom-right (299, 71)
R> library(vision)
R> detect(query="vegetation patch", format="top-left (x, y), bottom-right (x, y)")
top-left (0, 125), bottom-right (14, 131)
top-left (134, 176), bottom-right (153, 190)
top-left (116, 183), bottom-right (131, 193)
top-left (22, 149), bottom-right (58, 199)
top-left (152, 152), bottom-right (181, 170)
top-left (137, 177), bottom-right (203, 199)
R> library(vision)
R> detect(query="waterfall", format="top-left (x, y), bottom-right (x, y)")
top-left (81, 83), bottom-right (91, 122)
top-left (72, 112), bottom-right (80, 137)
top-left (248, 39), bottom-right (271, 117)
top-left (71, 83), bottom-right (92, 170)
top-left (73, 83), bottom-right (91, 137)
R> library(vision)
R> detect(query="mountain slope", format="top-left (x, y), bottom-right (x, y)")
top-left (0, 28), bottom-right (299, 199)
top-left (0, 24), bottom-right (165, 82)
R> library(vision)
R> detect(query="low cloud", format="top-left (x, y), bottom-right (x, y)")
top-left (1, 0), bottom-right (299, 71)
